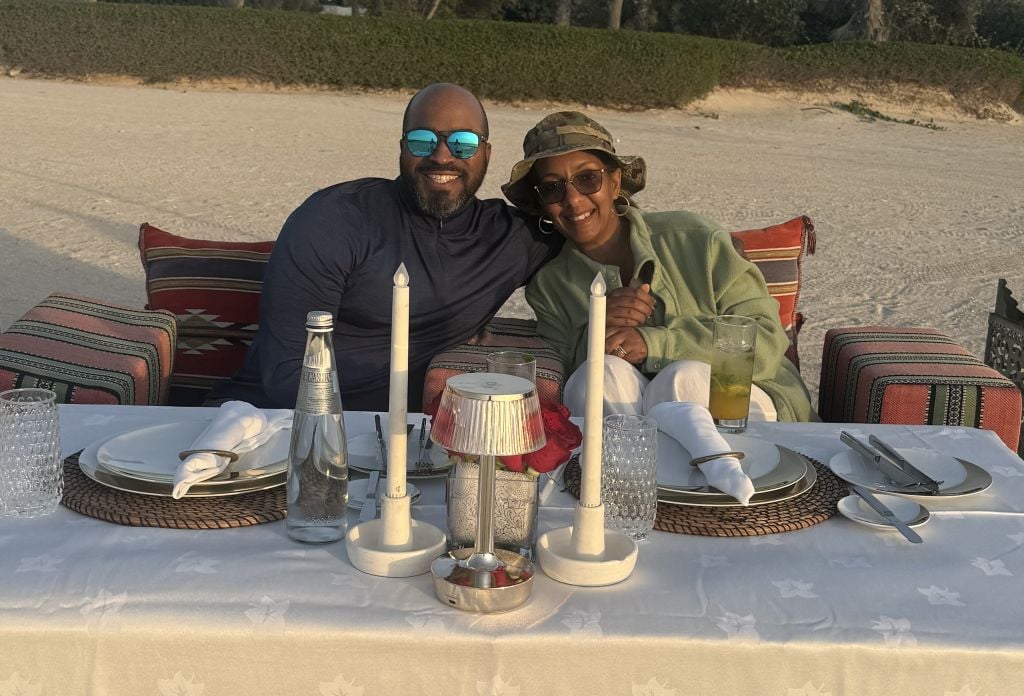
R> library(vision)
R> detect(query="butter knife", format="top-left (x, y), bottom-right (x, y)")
top-left (415, 417), bottom-right (427, 469)
top-left (840, 431), bottom-right (929, 490)
top-left (868, 435), bottom-right (942, 493)
top-left (359, 471), bottom-right (379, 522)
top-left (373, 414), bottom-right (387, 473)
top-left (851, 485), bottom-right (923, 543)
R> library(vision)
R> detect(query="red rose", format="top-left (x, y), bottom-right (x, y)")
top-left (517, 400), bottom-right (582, 475)
top-left (523, 439), bottom-right (571, 474)
top-left (541, 401), bottom-right (582, 451)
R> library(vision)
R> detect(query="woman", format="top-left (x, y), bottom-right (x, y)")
top-left (501, 111), bottom-right (815, 422)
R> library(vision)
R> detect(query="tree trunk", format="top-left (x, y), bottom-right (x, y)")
top-left (946, 0), bottom-right (982, 43)
top-left (631, 0), bottom-right (651, 30)
top-left (555, 0), bottom-right (571, 27)
top-left (608, 0), bottom-right (623, 29)
top-left (831, 0), bottom-right (888, 41)
top-left (424, 0), bottom-right (442, 20)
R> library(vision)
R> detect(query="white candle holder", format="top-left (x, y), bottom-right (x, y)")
top-left (536, 272), bottom-right (637, 586)
top-left (347, 263), bottom-right (446, 577)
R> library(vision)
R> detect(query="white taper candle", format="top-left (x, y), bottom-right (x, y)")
top-left (387, 263), bottom-right (410, 499)
top-left (580, 272), bottom-right (606, 507)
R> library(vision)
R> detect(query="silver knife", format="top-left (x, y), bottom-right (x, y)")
top-left (373, 413), bottom-right (387, 474)
top-left (851, 485), bottom-right (923, 543)
top-left (840, 431), bottom-right (929, 490)
top-left (359, 471), bottom-right (379, 522)
top-left (868, 435), bottom-right (942, 493)
top-left (415, 416), bottom-right (427, 469)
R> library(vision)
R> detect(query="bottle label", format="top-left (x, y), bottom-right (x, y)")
top-left (297, 367), bottom-right (341, 414)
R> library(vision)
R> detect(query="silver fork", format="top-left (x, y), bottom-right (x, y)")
top-left (415, 417), bottom-right (434, 474)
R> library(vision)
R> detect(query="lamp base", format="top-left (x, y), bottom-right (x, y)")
top-left (346, 518), bottom-right (447, 577)
top-left (536, 526), bottom-right (638, 586)
top-left (431, 548), bottom-right (535, 612)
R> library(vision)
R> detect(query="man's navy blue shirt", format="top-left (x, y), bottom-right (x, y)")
top-left (213, 177), bottom-right (560, 412)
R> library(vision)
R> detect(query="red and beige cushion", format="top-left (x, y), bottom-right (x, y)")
top-left (138, 223), bottom-right (274, 406)
top-left (819, 326), bottom-right (1022, 451)
top-left (0, 294), bottom-right (177, 405)
top-left (422, 318), bottom-right (564, 412)
top-left (730, 215), bottom-right (816, 369)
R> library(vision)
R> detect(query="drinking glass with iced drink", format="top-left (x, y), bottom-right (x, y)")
top-left (708, 315), bottom-right (757, 433)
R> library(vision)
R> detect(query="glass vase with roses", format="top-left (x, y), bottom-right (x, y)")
top-left (427, 396), bottom-right (582, 558)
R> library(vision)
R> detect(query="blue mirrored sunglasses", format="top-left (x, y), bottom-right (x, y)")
top-left (402, 129), bottom-right (486, 159)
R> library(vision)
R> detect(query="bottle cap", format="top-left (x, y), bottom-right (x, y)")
top-left (305, 310), bottom-right (334, 330)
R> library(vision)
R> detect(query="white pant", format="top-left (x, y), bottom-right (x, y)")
top-left (563, 357), bottom-right (778, 421)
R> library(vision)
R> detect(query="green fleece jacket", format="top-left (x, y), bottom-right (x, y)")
top-left (525, 208), bottom-right (816, 422)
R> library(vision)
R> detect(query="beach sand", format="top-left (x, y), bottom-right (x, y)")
top-left (2, 76), bottom-right (1022, 404)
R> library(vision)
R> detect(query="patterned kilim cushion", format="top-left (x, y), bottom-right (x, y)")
top-left (0, 294), bottom-right (177, 405)
top-left (138, 223), bottom-right (274, 406)
top-left (731, 215), bottom-right (816, 369)
top-left (422, 318), bottom-right (564, 412)
top-left (819, 326), bottom-right (1022, 451)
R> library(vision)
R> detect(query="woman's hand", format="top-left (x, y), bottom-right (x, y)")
top-left (606, 284), bottom-right (654, 327)
top-left (605, 327), bottom-right (648, 366)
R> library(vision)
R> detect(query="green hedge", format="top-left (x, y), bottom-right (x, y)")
top-left (1, 0), bottom-right (1022, 112)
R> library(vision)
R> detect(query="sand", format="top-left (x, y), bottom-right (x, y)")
top-left (2, 76), bottom-right (1022, 404)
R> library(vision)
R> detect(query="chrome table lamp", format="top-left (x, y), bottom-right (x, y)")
top-left (429, 373), bottom-right (545, 613)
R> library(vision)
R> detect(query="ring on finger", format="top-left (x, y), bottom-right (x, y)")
top-left (613, 345), bottom-right (628, 358)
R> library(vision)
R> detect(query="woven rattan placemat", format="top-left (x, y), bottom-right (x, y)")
top-left (60, 452), bottom-right (286, 529)
top-left (563, 453), bottom-right (847, 537)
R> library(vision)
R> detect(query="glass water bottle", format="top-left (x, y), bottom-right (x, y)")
top-left (286, 311), bottom-right (349, 543)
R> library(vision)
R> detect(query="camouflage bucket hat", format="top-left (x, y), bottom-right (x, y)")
top-left (501, 111), bottom-right (647, 217)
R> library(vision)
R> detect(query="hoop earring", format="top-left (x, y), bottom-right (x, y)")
top-left (614, 194), bottom-right (631, 217)
top-left (537, 217), bottom-right (557, 235)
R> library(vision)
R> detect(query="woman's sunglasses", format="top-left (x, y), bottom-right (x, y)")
top-left (533, 168), bottom-right (607, 205)
top-left (402, 129), bottom-right (486, 159)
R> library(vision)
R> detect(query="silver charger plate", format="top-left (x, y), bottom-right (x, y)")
top-left (657, 433), bottom-right (807, 496)
top-left (658, 447), bottom-right (816, 507)
top-left (829, 448), bottom-right (992, 498)
top-left (78, 433), bottom-right (286, 498)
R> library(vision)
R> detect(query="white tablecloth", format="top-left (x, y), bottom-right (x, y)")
top-left (2, 405), bottom-right (1023, 695)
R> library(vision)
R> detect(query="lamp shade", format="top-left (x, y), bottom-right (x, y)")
top-left (431, 373), bottom-right (545, 457)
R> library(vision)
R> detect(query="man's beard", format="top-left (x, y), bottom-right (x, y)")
top-left (403, 166), bottom-right (485, 220)
top-left (412, 184), bottom-right (472, 220)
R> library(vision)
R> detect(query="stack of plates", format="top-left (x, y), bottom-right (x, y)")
top-left (78, 421), bottom-right (290, 498)
top-left (656, 433), bottom-right (815, 507)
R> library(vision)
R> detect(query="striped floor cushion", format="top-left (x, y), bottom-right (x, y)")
top-left (139, 223), bottom-right (274, 406)
top-left (423, 318), bottom-right (565, 411)
top-left (819, 327), bottom-right (1022, 452)
top-left (0, 294), bottom-right (177, 405)
top-left (731, 215), bottom-right (816, 370)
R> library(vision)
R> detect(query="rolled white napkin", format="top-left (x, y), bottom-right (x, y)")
top-left (647, 401), bottom-right (754, 505)
top-left (172, 401), bottom-right (292, 499)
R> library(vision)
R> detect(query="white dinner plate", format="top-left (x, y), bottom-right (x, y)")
top-left (97, 420), bottom-right (289, 482)
top-left (347, 478), bottom-right (421, 510)
top-left (79, 430), bottom-right (286, 497)
top-left (837, 493), bottom-right (930, 530)
top-left (658, 450), bottom-right (815, 507)
top-left (657, 432), bottom-right (805, 495)
top-left (347, 427), bottom-right (450, 478)
top-left (829, 448), bottom-right (992, 497)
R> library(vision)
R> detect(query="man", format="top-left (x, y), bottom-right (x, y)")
top-left (211, 83), bottom-right (560, 411)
